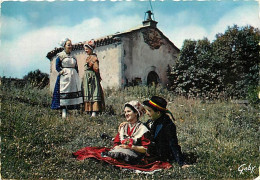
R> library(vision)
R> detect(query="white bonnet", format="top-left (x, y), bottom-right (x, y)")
top-left (59, 38), bottom-right (71, 47)
top-left (84, 39), bottom-right (96, 50)
top-left (124, 100), bottom-right (146, 117)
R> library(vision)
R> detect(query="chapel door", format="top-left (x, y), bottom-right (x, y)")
top-left (147, 71), bottom-right (159, 86)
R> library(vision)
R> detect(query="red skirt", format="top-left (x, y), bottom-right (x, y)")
top-left (72, 147), bottom-right (172, 172)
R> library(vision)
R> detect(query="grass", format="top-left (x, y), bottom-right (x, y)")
top-left (1, 83), bottom-right (259, 179)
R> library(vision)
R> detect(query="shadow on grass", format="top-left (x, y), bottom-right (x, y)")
top-left (183, 152), bottom-right (197, 165)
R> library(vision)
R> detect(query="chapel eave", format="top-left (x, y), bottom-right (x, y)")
top-left (46, 20), bottom-right (179, 60)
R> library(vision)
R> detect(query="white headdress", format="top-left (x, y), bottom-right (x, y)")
top-left (84, 39), bottom-right (96, 51)
top-left (124, 100), bottom-right (146, 117)
top-left (59, 38), bottom-right (71, 47)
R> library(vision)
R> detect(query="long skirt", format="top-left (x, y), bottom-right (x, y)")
top-left (82, 69), bottom-right (104, 112)
top-left (51, 68), bottom-right (83, 109)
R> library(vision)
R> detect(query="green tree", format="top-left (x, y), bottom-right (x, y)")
top-left (168, 25), bottom-right (259, 99)
top-left (23, 69), bottom-right (49, 89)
top-left (170, 39), bottom-right (197, 96)
top-left (193, 38), bottom-right (219, 97)
top-left (212, 25), bottom-right (260, 98)
top-left (169, 38), bottom-right (223, 98)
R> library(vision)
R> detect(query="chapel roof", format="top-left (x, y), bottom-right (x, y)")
top-left (46, 19), bottom-right (179, 60)
top-left (46, 36), bottom-right (121, 60)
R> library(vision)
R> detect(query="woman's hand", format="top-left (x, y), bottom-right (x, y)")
top-left (87, 56), bottom-right (97, 68)
top-left (119, 144), bottom-right (130, 149)
top-left (59, 70), bottom-right (64, 75)
top-left (113, 146), bottom-right (121, 149)
top-left (59, 70), bottom-right (67, 76)
top-left (119, 144), bottom-right (147, 154)
top-left (87, 60), bottom-right (94, 67)
top-left (118, 122), bottom-right (128, 132)
top-left (182, 164), bottom-right (192, 169)
top-left (131, 145), bottom-right (147, 153)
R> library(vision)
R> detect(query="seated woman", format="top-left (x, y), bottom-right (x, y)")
top-left (105, 100), bottom-right (150, 164)
top-left (73, 101), bottom-right (172, 171)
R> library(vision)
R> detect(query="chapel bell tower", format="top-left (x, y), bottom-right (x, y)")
top-left (142, 10), bottom-right (158, 28)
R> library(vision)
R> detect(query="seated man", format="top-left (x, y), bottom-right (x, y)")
top-left (143, 96), bottom-right (190, 168)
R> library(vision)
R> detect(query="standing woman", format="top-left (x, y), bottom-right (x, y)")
top-left (82, 39), bottom-right (104, 117)
top-left (51, 38), bottom-right (83, 118)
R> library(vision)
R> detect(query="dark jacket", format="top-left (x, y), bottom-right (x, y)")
top-left (144, 114), bottom-right (185, 166)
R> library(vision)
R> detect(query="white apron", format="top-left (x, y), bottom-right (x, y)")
top-left (59, 56), bottom-right (83, 106)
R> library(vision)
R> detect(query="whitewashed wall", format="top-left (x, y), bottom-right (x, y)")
top-left (122, 29), bottom-right (178, 86)
top-left (49, 28), bottom-right (179, 92)
top-left (49, 43), bottom-right (122, 92)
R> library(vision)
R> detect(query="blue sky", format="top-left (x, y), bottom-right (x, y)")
top-left (1, 1), bottom-right (259, 78)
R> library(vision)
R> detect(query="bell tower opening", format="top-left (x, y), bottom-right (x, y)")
top-left (143, 10), bottom-right (158, 28)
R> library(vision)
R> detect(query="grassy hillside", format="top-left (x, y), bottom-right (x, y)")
top-left (1, 83), bottom-right (259, 179)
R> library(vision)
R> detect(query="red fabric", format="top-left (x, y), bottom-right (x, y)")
top-left (73, 147), bottom-right (172, 172)
top-left (113, 133), bottom-right (150, 149)
top-left (113, 133), bottom-right (121, 147)
top-left (127, 125), bottom-right (136, 136)
top-left (140, 134), bottom-right (150, 149)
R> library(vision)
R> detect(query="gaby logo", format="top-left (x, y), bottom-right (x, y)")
top-left (238, 163), bottom-right (256, 175)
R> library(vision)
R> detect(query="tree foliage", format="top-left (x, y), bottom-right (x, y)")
top-left (23, 69), bottom-right (49, 89)
top-left (212, 25), bottom-right (259, 98)
top-left (168, 25), bottom-right (260, 99)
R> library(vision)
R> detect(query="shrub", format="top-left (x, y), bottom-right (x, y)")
top-left (247, 85), bottom-right (260, 109)
top-left (168, 25), bottom-right (260, 100)
top-left (23, 69), bottom-right (49, 89)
